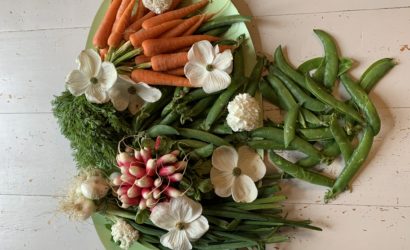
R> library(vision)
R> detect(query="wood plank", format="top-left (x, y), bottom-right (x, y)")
top-left (239, 0), bottom-right (410, 16)
top-left (270, 203), bottom-right (410, 250)
top-left (0, 195), bottom-right (103, 250)
top-left (0, 28), bottom-right (88, 113)
top-left (0, 0), bottom-right (95, 32)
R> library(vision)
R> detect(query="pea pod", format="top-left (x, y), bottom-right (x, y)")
top-left (245, 56), bottom-right (266, 96)
top-left (296, 157), bottom-right (321, 168)
top-left (177, 128), bottom-right (231, 146)
top-left (177, 139), bottom-right (208, 149)
top-left (260, 78), bottom-right (280, 107)
top-left (300, 108), bottom-right (326, 126)
top-left (198, 15), bottom-right (252, 33)
top-left (159, 110), bottom-right (179, 125)
top-left (305, 75), bottom-right (365, 124)
top-left (338, 57), bottom-right (355, 76)
top-left (360, 58), bottom-right (396, 93)
top-left (326, 126), bottom-right (374, 200)
top-left (329, 114), bottom-right (353, 161)
top-left (192, 144), bottom-right (215, 158)
top-left (205, 25), bottom-right (231, 36)
top-left (247, 140), bottom-right (293, 150)
top-left (314, 29), bottom-right (339, 88)
top-left (269, 151), bottom-right (335, 187)
top-left (270, 65), bottom-right (328, 112)
top-left (298, 127), bottom-right (333, 141)
top-left (274, 46), bottom-right (307, 89)
top-left (181, 95), bottom-right (217, 124)
top-left (147, 125), bottom-right (179, 137)
top-left (340, 74), bottom-right (381, 134)
top-left (298, 57), bottom-right (354, 77)
top-left (266, 74), bottom-right (299, 147)
top-left (211, 123), bottom-right (233, 135)
top-left (297, 57), bottom-right (323, 74)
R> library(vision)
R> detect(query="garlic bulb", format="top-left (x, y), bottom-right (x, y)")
top-left (80, 175), bottom-right (109, 200)
top-left (142, 0), bottom-right (172, 14)
top-left (226, 93), bottom-right (262, 132)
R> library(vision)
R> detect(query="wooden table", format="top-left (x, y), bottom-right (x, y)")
top-left (0, 1), bottom-right (409, 249)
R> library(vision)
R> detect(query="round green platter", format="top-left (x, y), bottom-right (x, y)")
top-left (85, 1), bottom-right (257, 249)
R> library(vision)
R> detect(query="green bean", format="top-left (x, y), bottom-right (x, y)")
top-left (338, 57), bottom-right (355, 76)
top-left (297, 57), bottom-right (323, 74)
top-left (204, 25), bottom-right (231, 36)
top-left (360, 58), bottom-right (396, 93)
top-left (147, 125), bottom-right (179, 137)
top-left (177, 128), bottom-right (231, 146)
top-left (245, 56), bottom-right (266, 96)
top-left (270, 65), bottom-right (328, 112)
top-left (269, 151), bottom-right (335, 187)
top-left (305, 75), bottom-right (365, 124)
top-left (274, 46), bottom-right (307, 89)
top-left (201, 78), bottom-right (246, 130)
top-left (329, 114), bottom-right (353, 160)
top-left (251, 127), bottom-right (323, 160)
top-left (177, 139), bottom-right (208, 149)
top-left (247, 139), bottom-right (294, 150)
top-left (298, 127), bottom-right (333, 141)
top-left (314, 29), bottom-right (339, 88)
top-left (300, 108), bottom-right (326, 126)
top-left (340, 74), bottom-right (381, 134)
top-left (326, 126), bottom-right (374, 200)
top-left (260, 78), bottom-right (280, 107)
top-left (266, 74), bottom-right (298, 146)
top-left (198, 15), bottom-right (252, 33)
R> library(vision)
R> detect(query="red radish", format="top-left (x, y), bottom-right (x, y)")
top-left (140, 147), bottom-right (151, 163)
top-left (146, 159), bottom-right (157, 176)
top-left (159, 166), bottom-right (176, 176)
top-left (174, 161), bottom-right (187, 172)
top-left (129, 165), bottom-right (146, 178)
top-left (164, 186), bottom-right (182, 198)
top-left (134, 150), bottom-right (143, 161)
top-left (139, 198), bottom-right (147, 210)
top-left (170, 150), bottom-right (180, 156)
top-left (155, 136), bottom-right (161, 151)
top-left (168, 173), bottom-right (183, 182)
top-left (120, 195), bottom-right (140, 208)
top-left (127, 185), bottom-right (141, 198)
top-left (112, 175), bottom-right (122, 186)
top-left (135, 176), bottom-right (154, 188)
top-left (119, 166), bottom-right (130, 175)
top-left (141, 188), bottom-right (153, 199)
top-left (117, 186), bottom-right (131, 196)
top-left (157, 154), bottom-right (177, 166)
top-left (121, 173), bottom-right (136, 184)
top-left (125, 146), bottom-right (134, 153)
top-left (146, 198), bottom-right (157, 208)
top-left (154, 178), bottom-right (162, 187)
top-left (117, 152), bottom-right (134, 167)
top-left (153, 189), bottom-right (161, 199)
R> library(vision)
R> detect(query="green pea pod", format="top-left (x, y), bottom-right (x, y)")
top-left (338, 57), bottom-right (355, 76)
top-left (284, 107), bottom-right (299, 147)
top-left (298, 111), bottom-right (307, 128)
top-left (198, 15), bottom-right (252, 33)
top-left (177, 139), bottom-right (208, 149)
top-left (147, 125), bottom-right (179, 137)
top-left (329, 115), bottom-right (353, 160)
top-left (245, 56), bottom-right (266, 96)
top-left (326, 126), bottom-right (375, 201)
top-left (211, 123), bottom-right (233, 135)
top-left (159, 110), bottom-right (179, 125)
top-left (300, 108), bottom-right (326, 126)
top-left (205, 25), bottom-right (231, 36)
top-left (274, 46), bottom-right (307, 89)
top-left (247, 140), bottom-right (292, 150)
top-left (296, 157), bottom-right (321, 168)
top-left (297, 57), bottom-right (323, 74)
top-left (297, 127), bottom-right (333, 141)
top-left (177, 128), bottom-right (231, 146)
top-left (260, 78), bottom-right (280, 107)
top-left (305, 75), bottom-right (365, 124)
top-left (270, 65), bottom-right (328, 112)
top-left (181, 95), bottom-right (217, 124)
top-left (340, 74), bottom-right (381, 134)
top-left (360, 58), bottom-right (396, 93)
top-left (312, 59), bottom-right (325, 83)
top-left (314, 29), bottom-right (339, 89)
top-left (193, 144), bottom-right (215, 158)
top-left (269, 151), bottom-right (335, 187)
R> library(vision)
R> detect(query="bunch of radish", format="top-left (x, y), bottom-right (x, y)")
top-left (111, 147), bottom-right (187, 209)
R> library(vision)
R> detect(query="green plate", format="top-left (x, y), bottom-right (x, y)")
top-left (87, 1), bottom-right (256, 249)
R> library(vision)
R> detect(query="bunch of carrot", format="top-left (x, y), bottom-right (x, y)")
top-left (93, 0), bottom-right (220, 88)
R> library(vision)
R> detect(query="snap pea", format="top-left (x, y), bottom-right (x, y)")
top-left (297, 57), bottom-right (323, 74)
top-left (305, 75), bottom-right (365, 124)
top-left (251, 127), bottom-right (323, 160)
top-left (233, 39), bottom-right (245, 79)
top-left (192, 144), bottom-right (214, 158)
top-left (245, 56), bottom-right (266, 96)
top-left (300, 108), bottom-right (326, 126)
top-left (298, 111), bottom-right (307, 128)
top-left (247, 140), bottom-right (294, 150)
top-left (340, 74), bottom-right (381, 134)
top-left (211, 123), bottom-right (233, 135)
top-left (177, 128), bottom-right (231, 146)
top-left (314, 29), bottom-right (339, 88)
top-left (298, 127), bottom-right (333, 141)
top-left (266, 74), bottom-right (298, 146)
top-left (159, 110), bottom-right (179, 125)
top-left (296, 157), bottom-right (321, 168)
top-left (198, 15), bottom-right (252, 33)
top-left (312, 58), bottom-right (325, 83)
top-left (269, 151), bottom-right (335, 187)
top-left (360, 58), bottom-right (396, 93)
top-left (260, 78), bottom-right (281, 107)
top-left (326, 126), bottom-right (374, 200)
top-left (204, 25), bottom-right (231, 37)
top-left (338, 57), bottom-right (355, 76)
top-left (270, 65), bottom-right (328, 112)
top-left (177, 139), bottom-right (208, 149)
top-left (181, 95), bottom-right (217, 124)
top-left (147, 125), bottom-right (179, 137)
top-left (329, 114), bottom-right (353, 160)
top-left (183, 89), bottom-right (213, 103)
top-left (274, 46), bottom-right (307, 89)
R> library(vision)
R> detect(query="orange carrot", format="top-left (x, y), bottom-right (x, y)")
top-left (142, 35), bottom-right (219, 56)
top-left (93, 0), bottom-right (122, 48)
top-left (116, 0), bottom-right (131, 21)
top-left (151, 52), bottom-right (188, 71)
top-left (160, 15), bottom-right (202, 38)
top-left (124, 12), bottom-right (156, 40)
top-left (182, 14), bottom-right (206, 36)
top-left (99, 48), bottom-right (109, 61)
top-left (166, 67), bottom-right (185, 76)
top-left (142, 0), bottom-right (209, 29)
top-left (135, 0), bottom-right (146, 21)
top-left (169, 0), bottom-right (183, 10)
top-left (129, 19), bottom-right (183, 47)
top-left (135, 54), bottom-right (151, 64)
top-left (108, 0), bottom-right (136, 48)
top-left (218, 45), bottom-right (235, 52)
top-left (131, 69), bottom-right (192, 87)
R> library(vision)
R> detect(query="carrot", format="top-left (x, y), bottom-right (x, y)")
top-left (131, 69), bottom-right (193, 87)
top-left (124, 12), bottom-right (156, 40)
top-left (108, 0), bottom-right (136, 48)
top-left (218, 44), bottom-right (235, 52)
top-left (142, 35), bottom-right (219, 56)
top-left (135, 0), bottom-right (146, 21)
top-left (116, 0), bottom-right (131, 21)
top-left (93, 0), bottom-right (122, 48)
top-left (142, 0), bottom-right (209, 29)
top-left (135, 54), bottom-right (151, 64)
top-left (99, 48), bottom-right (109, 61)
top-left (166, 67), bottom-right (185, 76)
top-left (151, 52), bottom-right (188, 71)
top-left (182, 14), bottom-right (206, 36)
top-left (169, 0), bottom-right (183, 10)
top-left (129, 19), bottom-right (183, 47)
top-left (160, 15), bottom-right (202, 38)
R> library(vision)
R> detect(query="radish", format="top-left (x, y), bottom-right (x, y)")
top-left (127, 185), bottom-right (141, 198)
top-left (129, 165), bottom-right (146, 178)
top-left (153, 189), bottom-right (161, 199)
top-left (168, 173), bottom-right (183, 182)
top-left (146, 159), bottom-right (157, 176)
top-left (157, 154), bottom-right (177, 166)
top-left (174, 161), bottom-right (187, 172)
top-left (116, 152), bottom-right (134, 167)
top-left (140, 147), bottom-right (151, 163)
top-left (159, 166), bottom-right (176, 176)
top-left (154, 178), bottom-right (162, 187)
top-left (164, 186), bottom-right (182, 198)
top-left (135, 176), bottom-right (154, 188)
top-left (120, 173), bottom-right (136, 185)
top-left (134, 150), bottom-right (143, 161)
top-left (117, 186), bottom-right (131, 196)
top-left (170, 150), bottom-right (180, 156)
top-left (142, 188), bottom-right (153, 199)
top-left (146, 197), bottom-right (157, 208)
top-left (139, 198), bottom-right (147, 210)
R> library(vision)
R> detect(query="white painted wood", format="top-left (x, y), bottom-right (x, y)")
top-left (0, 0), bottom-right (409, 249)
